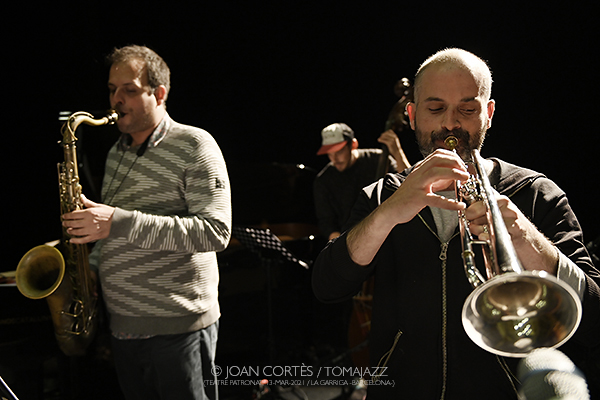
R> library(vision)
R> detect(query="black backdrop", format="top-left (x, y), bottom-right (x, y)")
top-left (6, 2), bottom-right (599, 267)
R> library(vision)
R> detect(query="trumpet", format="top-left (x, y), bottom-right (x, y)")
top-left (444, 136), bottom-right (582, 358)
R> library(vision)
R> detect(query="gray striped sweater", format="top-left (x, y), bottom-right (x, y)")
top-left (89, 114), bottom-right (232, 336)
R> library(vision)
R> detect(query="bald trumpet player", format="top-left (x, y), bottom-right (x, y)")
top-left (312, 48), bottom-right (600, 399)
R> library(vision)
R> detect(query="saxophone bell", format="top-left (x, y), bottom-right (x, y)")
top-left (16, 244), bottom-right (65, 300)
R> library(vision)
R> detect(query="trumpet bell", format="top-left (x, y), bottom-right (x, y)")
top-left (462, 270), bottom-right (582, 358)
top-left (16, 245), bottom-right (65, 300)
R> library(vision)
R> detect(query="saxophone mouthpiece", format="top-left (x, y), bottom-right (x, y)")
top-left (107, 109), bottom-right (120, 123)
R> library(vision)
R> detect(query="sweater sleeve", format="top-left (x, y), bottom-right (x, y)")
top-left (110, 130), bottom-right (232, 254)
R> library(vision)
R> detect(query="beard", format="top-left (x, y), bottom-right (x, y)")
top-left (415, 123), bottom-right (487, 161)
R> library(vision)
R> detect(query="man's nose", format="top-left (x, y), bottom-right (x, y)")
top-left (441, 109), bottom-right (461, 131)
top-left (110, 89), bottom-right (124, 107)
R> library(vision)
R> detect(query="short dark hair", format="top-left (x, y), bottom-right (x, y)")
top-left (107, 45), bottom-right (171, 99)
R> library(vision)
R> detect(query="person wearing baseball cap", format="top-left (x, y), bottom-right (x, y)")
top-left (316, 123), bottom-right (357, 155)
top-left (313, 123), bottom-right (410, 241)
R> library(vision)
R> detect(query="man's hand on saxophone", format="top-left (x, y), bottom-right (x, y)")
top-left (62, 194), bottom-right (115, 244)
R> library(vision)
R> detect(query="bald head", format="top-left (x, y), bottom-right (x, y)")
top-left (413, 48), bottom-right (493, 104)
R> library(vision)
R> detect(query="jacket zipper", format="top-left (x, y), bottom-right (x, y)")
top-left (419, 207), bottom-right (522, 398)
top-left (439, 241), bottom-right (449, 400)
top-left (418, 213), bottom-right (457, 400)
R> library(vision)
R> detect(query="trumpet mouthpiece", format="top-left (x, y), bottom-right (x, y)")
top-left (445, 136), bottom-right (459, 151)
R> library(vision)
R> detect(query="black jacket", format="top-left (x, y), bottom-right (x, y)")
top-left (313, 149), bottom-right (397, 239)
top-left (312, 158), bottom-right (600, 399)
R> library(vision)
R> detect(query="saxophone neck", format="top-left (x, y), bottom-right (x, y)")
top-left (61, 110), bottom-right (119, 144)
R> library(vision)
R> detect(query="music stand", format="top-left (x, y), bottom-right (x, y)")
top-left (231, 226), bottom-right (308, 362)
top-left (232, 226), bottom-right (309, 270)
top-left (0, 376), bottom-right (19, 400)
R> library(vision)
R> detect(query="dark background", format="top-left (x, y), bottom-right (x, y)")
top-left (6, 3), bottom-right (600, 264)
top-left (6, 3), bottom-right (598, 267)
top-left (2, 2), bottom-right (599, 398)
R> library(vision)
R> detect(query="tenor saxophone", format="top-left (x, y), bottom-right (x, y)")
top-left (16, 110), bottom-right (119, 356)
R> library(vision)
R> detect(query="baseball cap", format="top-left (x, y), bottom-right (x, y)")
top-left (316, 123), bottom-right (355, 155)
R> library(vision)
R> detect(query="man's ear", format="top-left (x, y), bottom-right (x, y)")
top-left (486, 99), bottom-right (495, 128)
top-left (406, 102), bottom-right (416, 130)
top-left (154, 85), bottom-right (168, 106)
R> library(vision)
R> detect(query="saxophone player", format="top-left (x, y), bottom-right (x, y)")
top-left (61, 45), bottom-right (231, 400)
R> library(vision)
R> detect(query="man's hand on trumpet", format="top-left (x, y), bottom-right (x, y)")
top-left (464, 191), bottom-right (559, 275)
top-left (347, 150), bottom-right (469, 267)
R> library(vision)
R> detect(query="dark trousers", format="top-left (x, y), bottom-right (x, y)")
top-left (110, 321), bottom-right (219, 400)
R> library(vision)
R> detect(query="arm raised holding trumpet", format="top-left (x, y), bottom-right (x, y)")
top-left (311, 48), bottom-right (599, 399)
